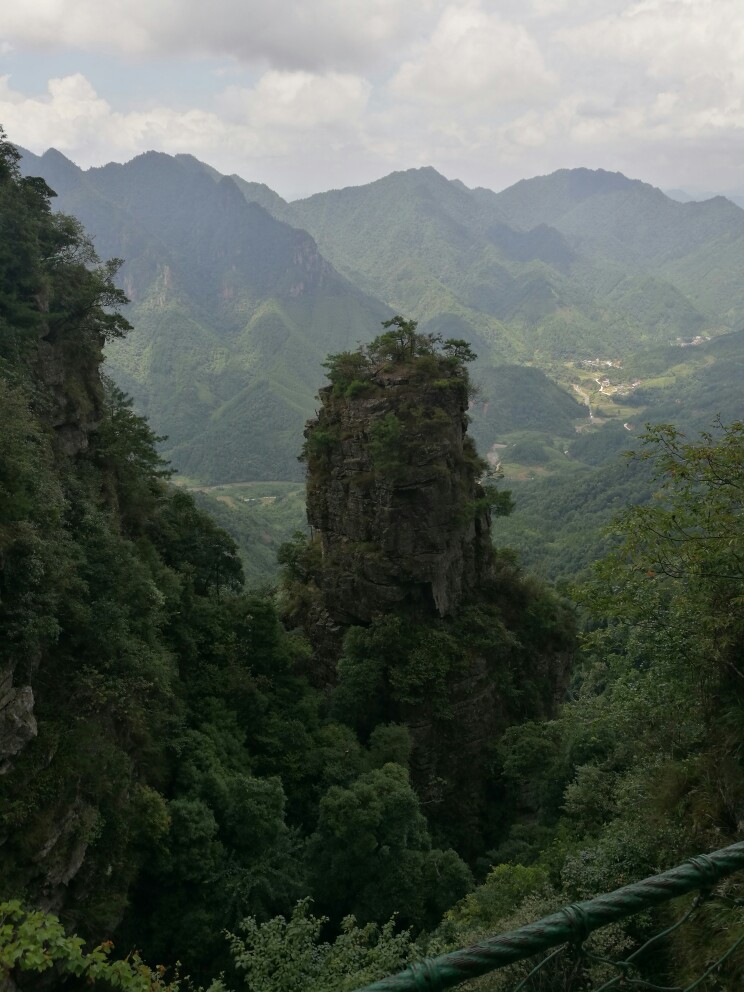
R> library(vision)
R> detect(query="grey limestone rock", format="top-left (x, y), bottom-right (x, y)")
top-left (305, 371), bottom-right (493, 626)
top-left (0, 666), bottom-right (37, 772)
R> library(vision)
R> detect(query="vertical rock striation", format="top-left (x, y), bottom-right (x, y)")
top-left (291, 321), bottom-right (574, 854)
top-left (305, 362), bottom-right (493, 624)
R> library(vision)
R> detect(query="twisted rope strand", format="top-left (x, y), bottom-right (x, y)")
top-left (352, 841), bottom-right (744, 992)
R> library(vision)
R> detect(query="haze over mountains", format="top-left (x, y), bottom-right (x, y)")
top-left (17, 146), bottom-right (744, 525)
top-left (18, 146), bottom-right (391, 481)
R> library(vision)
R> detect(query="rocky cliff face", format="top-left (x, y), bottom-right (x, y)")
top-left (0, 140), bottom-right (132, 930)
top-left (305, 363), bottom-right (493, 625)
top-left (294, 326), bottom-right (574, 853)
top-left (34, 323), bottom-right (105, 458)
top-left (0, 666), bottom-right (36, 773)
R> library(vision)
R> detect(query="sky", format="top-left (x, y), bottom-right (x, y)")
top-left (1, 0), bottom-right (743, 201)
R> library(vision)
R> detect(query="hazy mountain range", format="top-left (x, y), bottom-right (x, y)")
top-left (17, 148), bottom-right (744, 506)
top-left (19, 147), bottom-right (390, 481)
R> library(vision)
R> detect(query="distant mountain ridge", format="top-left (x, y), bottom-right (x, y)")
top-left (18, 146), bottom-right (391, 481)
top-left (283, 164), bottom-right (744, 362)
top-left (17, 147), bottom-right (744, 499)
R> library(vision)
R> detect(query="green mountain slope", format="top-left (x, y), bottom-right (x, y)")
top-left (490, 168), bottom-right (744, 323)
top-left (283, 164), bottom-right (744, 474)
top-left (18, 148), bottom-right (744, 544)
top-left (287, 167), bottom-right (566, 363)
top-left (468, 364), bottom-right (588, 456)
top-left (287, 166), bottom-right (744, 363)
top-left (18, 148), bottom-right (391, 482)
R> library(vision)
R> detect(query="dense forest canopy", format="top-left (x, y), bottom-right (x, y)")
top-left (1, 123), bottom-right (744, 990)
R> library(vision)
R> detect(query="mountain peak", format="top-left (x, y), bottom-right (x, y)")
top-left (41, 147), bottom-right (78, 168)
top-left (492, 166), bottom-right (666, 231)
top-left (504, 167), bottom-right (651, 204)
top-left (174, 153), bottom-right (223, 180)
top-left (18, 147), bottom-right (84, 195)
top-left (382, 165), bottom-right (455, 189)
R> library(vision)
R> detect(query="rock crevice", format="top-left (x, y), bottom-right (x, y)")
top-left (304, 368), bottom-right (493, 625)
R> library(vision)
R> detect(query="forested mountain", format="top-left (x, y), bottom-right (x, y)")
top-left (287, 165), bottom-right (744, 360)
top-left (279, 165), bottom-right (744, 579)
top-left (12, 143), bottom-right (744, 584)
top-left (17, 149), bottom-right (744, 515)
top-left (18, 146), bottom-right (744, 591)
top-left (0, 134), bottom-right (572, 988)
top-left (4, 124), bottom-right (744, 991)
top-left (0, 132), bottom-right (314, 976)
top-left (17, 146), bottom-right (391, 483)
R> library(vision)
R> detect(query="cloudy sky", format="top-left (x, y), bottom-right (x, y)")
top-left (1, 0), bottom-right (742, 199)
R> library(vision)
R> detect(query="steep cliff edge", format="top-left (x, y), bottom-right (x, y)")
top-left (304, 333), bottom-right (493, 624)
top-left (0, 135), bottom-right (141, 922)
top-left (2, 134), bottom-right (248, 942)
top-left (285, 320), bottom-right (574, 854)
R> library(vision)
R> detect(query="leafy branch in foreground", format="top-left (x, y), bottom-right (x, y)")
top-left (576, 418), bottom-right (744, 861)
top-left (615, 419), bottom-right (744, 583)
top-left (0, 900), bottom-right (179, 991)
top-left (226, 898), bottom-right (416, 992)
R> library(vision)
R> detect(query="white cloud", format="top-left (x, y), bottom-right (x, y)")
top-left (0, 0), bottom-right (435, 71)
top-left (548, 1), bottom-right (744, 149)
top-left (5, 1), bottom-right (744, 196)
top-left (559, 0), bottom-right (744, 86)
top-left (390, 3), bottom-right (556, 110)
top-left (219, 71), bottom-right (370, 130)
top-left (0, 70), bottom-right (376, 191)
top-left (0, 73), bottom-right (114, 152)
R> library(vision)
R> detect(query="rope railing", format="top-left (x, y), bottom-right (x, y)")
top-left (352, 841), bottom-right (744, 992)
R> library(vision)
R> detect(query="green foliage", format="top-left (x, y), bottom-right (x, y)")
top-left (367, 724), bottom-right (412, 770)
top-left (368, 412), bottom-right (404, 474)
top-left (277, 529), bottom-right (322, 583)
top-left (321, 316), bottom-right (473, 394)
top-left (226, 898), bottom-right (416, 992)
top-left (150, 488), bottom-right (244, 595)
top-left (458, 476), bottom-right (515, 524)
top-left (576, 421), bottom-right (744, 850)
top-left (190, 483), bottom-right (306, 587)
top-left (446, 863), bottom-right (552, 930)
top-left (1, 129), bottom-right (330, 987)
top-left (474, 418), bottom-right (744, 990)
top-left (0, 900), bottom-right (179, 991)
top-left (481, 482), bottom-right (515, 517)
top-left (611, 419), bottom-right (744, 587)
top-left (442, 338), bottom-right (477, 362)
top-left (322, 348), bottom-right (372, 395)
top-left (307, 763), bottom-right (472, 929)
top-left (330, 579), bottom-right (574, 858)
top-left (440, 869), bottom-right (632, 992)
top-left (300, 426), bottom-right (340, 471)
top-left (94, 376), bottom-right (172, 532)
top-left (0, 129), bottom-right (130, 367)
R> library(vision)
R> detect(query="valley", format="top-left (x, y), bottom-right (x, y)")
top-left (3, 125), bottom-right (744, 991)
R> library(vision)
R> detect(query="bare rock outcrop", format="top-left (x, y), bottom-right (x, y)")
top-left (0, 666), bottom-right (37, 772)
top-left (293, 325), bottom-right (574, 853)
top-left (305, 364), bottom-right (493, 625)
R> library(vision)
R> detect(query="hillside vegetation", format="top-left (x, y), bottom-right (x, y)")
top-left (0, 129), bottom-right (566, 988)
top-left (18, 146), bottom-right (391, 483)
top-left (18, 148), bottom-right (744, 585)
top-left (4, 129), bottom-right (744, 990)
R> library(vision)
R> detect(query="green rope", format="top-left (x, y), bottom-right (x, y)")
top-left (351, 841), bottom-right (744, 992)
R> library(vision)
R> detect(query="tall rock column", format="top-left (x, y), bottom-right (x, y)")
top-left (289, 321), bottom-right (573, 855)
top-left (304, 359), bottom-right (493, 625)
